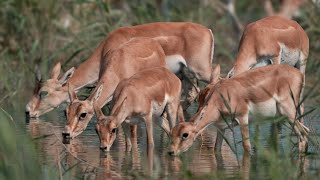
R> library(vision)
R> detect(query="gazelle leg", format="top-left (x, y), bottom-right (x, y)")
top-left (131, 124), bottom-right (137, 146)
top-left (122, 123), bottom-right (132, 151)
top-left (238, 114), bottom-right (251, 152)
top-left (144, 113), bottom-right (154, 147)
top-left (297, 59), bottom-right (306, 124)
top-left (278, 98), bottom-right (308, 153)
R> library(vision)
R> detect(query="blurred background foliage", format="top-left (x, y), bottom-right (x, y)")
top-left (0, 0), bottom-right (320, 179)
top-left (0, 0), bottom-right (319, 106)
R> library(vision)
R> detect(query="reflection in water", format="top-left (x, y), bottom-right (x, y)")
top-left (23, 107), bottom-right (319, 179)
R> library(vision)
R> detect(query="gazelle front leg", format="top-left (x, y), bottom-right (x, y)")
top-left (144, 113), bottom-right (154, 147)
top-left (238, 114), bottom-right (251, 152)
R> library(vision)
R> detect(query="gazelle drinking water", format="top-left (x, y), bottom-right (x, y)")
top-left (94, 67), bottom-right (184, 151)
top-left (169, 64), bottom-right (309, 156)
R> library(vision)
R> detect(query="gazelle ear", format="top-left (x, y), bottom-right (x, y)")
top-left (68, 83), bottom-right (78, 102)
top-left (193, 106), bottom-right (208, 126)
top-left (93, 103), bottom-right (104, 121)
top-left (226, 67), bottom-right (234, 78)
top-left (35, 64), bottom-right (42, 83)
top-left (59, 67), bottom-right (75, 85)
top-left (92, 84), bottom-right (103, 103)
top-left (51, 62), bottom-right (61, 80)
top-left (210, 64), bottom-right (221, 85)
top-left (33, 64), bottom-right (42, 95)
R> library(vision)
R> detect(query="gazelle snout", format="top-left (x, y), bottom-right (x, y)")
top-left (168, 143), bottom-right (181, 156)
top-left (100, 145), bottom-right (111, 152)
top-left (62, 126), bottom-right (72, 138)
top-left (168, 150), bottom-right (179, 156)
top-left (28, 110), bottom-right (39, 118)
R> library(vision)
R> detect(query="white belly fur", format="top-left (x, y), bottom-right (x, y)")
top-left (248, 99), bottom-right (277, 117)
top-left (165, 55), bottom-right (187, 74)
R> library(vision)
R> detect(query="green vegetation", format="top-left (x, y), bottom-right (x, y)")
top-left (0, 0), bottom-right (319, 179)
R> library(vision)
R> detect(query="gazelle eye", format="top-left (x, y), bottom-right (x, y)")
top-left (111, 128), bottom-right (117, 133)
top-left (79, 112), bottom-right (87, 119)
top-left (182, 133), bottom-right (189, 140)
top-left (39, 91), bottom-right (48, 99)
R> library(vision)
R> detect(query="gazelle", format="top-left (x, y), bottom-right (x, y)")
top-left (94, 67), bottom-right (184, 151)
top-left (169, 64), bottom-right (309, 156)
top-left (227, 16), bottom-right (309, 78)
top-left (26, 22), bottom-right (214, 118)
top-left (64, 37), bottom-right (166, 138)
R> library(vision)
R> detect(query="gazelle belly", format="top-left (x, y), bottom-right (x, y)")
top-left (165, 55), bottom-right (187, 74)
top-left (248, 99), bottom-right (277, 117)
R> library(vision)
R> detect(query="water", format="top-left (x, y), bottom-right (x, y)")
top-left (10, 96), bottom-right (320, 179)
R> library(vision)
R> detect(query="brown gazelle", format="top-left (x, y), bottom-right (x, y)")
top-left (227, 16), bottom-right (309, 78)
top-left (64, 38), bottom-right (166, 138)
top-left (26, 22), bottom-right (214, 118)
top-left (169, 64), bottom-right (309, 156)
top-left (94, 67), bottom-right (184, 151)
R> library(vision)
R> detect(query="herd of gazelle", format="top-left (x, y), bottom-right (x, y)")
top-left (26, 16), bottom-right (310, 156)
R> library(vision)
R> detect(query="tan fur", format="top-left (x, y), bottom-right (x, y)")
top-left (169, 64), bottom-right (309, 156)
top-left (95, 67), bottom-right (184, 151)
top-left (228, 16), bottom-right (309, 78)
top-left (27, 22), bottom-right (214, 117)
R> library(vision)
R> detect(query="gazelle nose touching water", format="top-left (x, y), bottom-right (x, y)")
top-left (168, 64), bottom-right (309, 156)
top-left (25, 62), bottom-right (75, 116)
top-left (63, 38), bottom-right (167, 138)
top-left (94, 67), bottom-right (184, 151)
top-left (26, 22), bottom-right (214, 118)
top-left (227, 16), bottom-right (309, 78)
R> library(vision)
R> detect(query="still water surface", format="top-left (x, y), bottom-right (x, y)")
top-left (17, 100), bottom-right (320, 179)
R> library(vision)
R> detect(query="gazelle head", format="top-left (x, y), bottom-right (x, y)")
top-left (168, 65), bottom-right (221, 156)
top-left (94, 97), bottom-right (127, 152)
top-left (25, 64), bottom-right (42, 117)
top-left (95, 115), bottom-right (118, 152)
top-left (168, 106), bottom-right (208, 156)
top-left (26, 62), bottom-right (75, 118)
top-left (63, 84), bottom-right (103, 139)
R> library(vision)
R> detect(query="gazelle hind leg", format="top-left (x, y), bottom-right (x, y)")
top-left (278, 99), bottom-right (308, 153)
top-left (296, 56), bottom-right (307, 124)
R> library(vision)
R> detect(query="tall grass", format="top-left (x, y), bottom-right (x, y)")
top-left (0, 108), bottom-right (58, 179)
